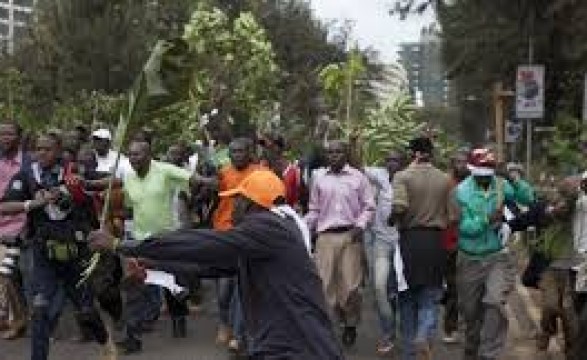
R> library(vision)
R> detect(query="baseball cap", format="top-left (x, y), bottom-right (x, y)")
top-left (468, 148), bottom-right (496, 176)
top-left (220, 170), bottom-right (285, 209)
top-left (91, 128), bottom-right (112, 141)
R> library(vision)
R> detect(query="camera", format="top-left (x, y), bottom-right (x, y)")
top-left (53, 185), bottom-right (74, 213)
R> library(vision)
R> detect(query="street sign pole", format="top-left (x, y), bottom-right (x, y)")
top-left (516, 65), bottom-right (543, 179)
top-left (525, 12), bottom-right (535, 177)
top-left (526, 119), bottom-right (532, 176)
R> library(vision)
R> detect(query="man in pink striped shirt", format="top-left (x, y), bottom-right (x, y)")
top-left (0, 121), bottom-right (29, 340)
top-left (305, 140), bottom-right (375, 347)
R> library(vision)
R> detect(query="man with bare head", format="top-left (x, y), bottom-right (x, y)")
top-left (305, 140), bottom-right (375, 347)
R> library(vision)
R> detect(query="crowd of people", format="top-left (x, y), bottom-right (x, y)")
top-left (1, 119), bottom-right (587, 360)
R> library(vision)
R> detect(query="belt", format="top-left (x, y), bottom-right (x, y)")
top-left (321, 226), bottom-right (354, 234)
top-left (458, 247), bottom-right (503, 258)
top-left (402, 226), bottom-right (443, 232)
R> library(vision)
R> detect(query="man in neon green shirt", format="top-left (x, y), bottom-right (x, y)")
top-left (119, 140), bottom-right (196, 353)
top-left (125, 146), bottom-right (192, 241)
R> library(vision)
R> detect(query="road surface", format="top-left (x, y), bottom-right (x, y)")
top-left (0, 282), bottom-right (562, 360)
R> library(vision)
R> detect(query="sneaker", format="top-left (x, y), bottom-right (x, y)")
top-left (216, 325), bottom-right (232, 345)
top-left (228, 338), bottom-right (240, 352)
top-left (341, 326), bottom-right (357, 347)
top-left (442, 331), bottom-right (459, 344)
top-left (376, 338), bottom-right (394, 355)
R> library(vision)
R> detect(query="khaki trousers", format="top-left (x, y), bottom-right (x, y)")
top-left (457, 251), bottom-right (515, 360)
top-left (539, 268), bottom-right (579, 352)
top-left (315, 231), bottom-right (363, 327)
top-left (0, 245), bottom-right (27, 332)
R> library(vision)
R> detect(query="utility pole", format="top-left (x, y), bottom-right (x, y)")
top-left (525, 6), bottom-right (536, 177)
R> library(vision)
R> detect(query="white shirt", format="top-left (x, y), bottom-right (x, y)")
top-left (574, 192), bottom-right (587, 254)
top-left (188, 153), bottom-right (199, 173)
top-left (96, 149), bottom-right (134, 180)
top-left (364, 167), bottom-right (399, 244)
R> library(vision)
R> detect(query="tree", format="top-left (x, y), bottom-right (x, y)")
top-left (160, 6), bottom-right (279, 135)
top-left (12, 0), bottom-right (193, 123)
top-left (350, 95), bottom-right (459, 166)
top-left (392, 0), bottom-right (587, 144)
top-left (0, 68), bottom-right (35, 129)
top-left (319, 48), bottom-right (368, 128)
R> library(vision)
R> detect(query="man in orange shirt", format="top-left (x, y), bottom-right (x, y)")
top-left (209, 139), bottom-right (263, 231)
top-left (193, 137), bottom-right (262, 352)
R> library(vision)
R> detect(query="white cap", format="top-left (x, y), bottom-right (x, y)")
top-left (582, 171), bottom-right (587, 180)
top-left (92, 128), bottom-right (112, 140)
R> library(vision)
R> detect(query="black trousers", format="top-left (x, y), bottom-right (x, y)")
top-left (443, 249), bottom-right (458, 334)
top-left (164, 289), bottom-right (189, 318)
top-left (569, 294), bottom-right (587, 360)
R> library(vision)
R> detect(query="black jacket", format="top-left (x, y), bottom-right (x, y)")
top-left (119, 211), bottom-right (344, 360)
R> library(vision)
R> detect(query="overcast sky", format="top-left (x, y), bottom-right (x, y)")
top-left (310, 0), bottom-right (436, 63)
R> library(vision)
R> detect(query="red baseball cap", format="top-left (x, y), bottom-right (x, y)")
top-left (468, 148), bottom-right (496, 176)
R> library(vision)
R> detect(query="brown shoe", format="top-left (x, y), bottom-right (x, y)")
top-left (1, 321), bottom-right (26, 340)
top-left (215, 325), bottom-right (232, 345)
top-left (414, 340), bottom-right (432, 360)
top-left (536, 332), bottom-right (550, 351)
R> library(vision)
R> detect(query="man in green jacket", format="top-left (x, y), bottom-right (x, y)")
top-left (454, 148), bottom-right (516, 360)
top-left (506, 162), bottom-right (535, 206)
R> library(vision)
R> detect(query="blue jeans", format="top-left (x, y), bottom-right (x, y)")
top-left (230, 284), bottom-right (245, 343)
top-left (364, 228), bottom-right (396, 341)
top-left (216, 277), bottom-right (245, 343)
top-left (216, 277), bottom-right (235, 326)
top-left (30, 244), bottom-right (105, 360)
top-left (398, 286), bottom-right (442, 360)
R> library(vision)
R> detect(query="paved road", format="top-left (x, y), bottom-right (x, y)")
top-left (0, 285), bottom-right (562, 360)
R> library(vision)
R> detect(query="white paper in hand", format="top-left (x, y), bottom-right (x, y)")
top-left (499, 223), bottom-right (512, 247)
top-left (144, 269), bottom-right (186, 296)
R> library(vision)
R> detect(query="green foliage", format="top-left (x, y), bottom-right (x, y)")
top-left (49, 91), bottom-right (124, 130)
top-left (438, 0), bottom-right (587, 120)
top-left (545, 113), bottom-right (587, 173)
top-left (0, 68), bottom-right (35, 129)
top-left (350, 95), bottom-right (460, 166)
top-left (181, 6), bottom-right (279, 128)
top-left (360, 95), bottom-right (420, 165)
top-left (4, 0), bottom-right (370, 153)
top-left (319, 48), bottom-right (376, 135)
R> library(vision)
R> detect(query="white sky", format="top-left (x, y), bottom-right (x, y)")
top-left (310, 0), bottom-right (436, 63)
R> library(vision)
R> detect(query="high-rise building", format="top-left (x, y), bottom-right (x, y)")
top-left (370, 62), bottom-right (409, 104)
top-left (0, 0), bottom-right (35, 54)
top-left (398, 24), bottom-right (451, 107)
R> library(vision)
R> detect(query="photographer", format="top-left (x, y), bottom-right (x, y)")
top-left (0, 133), bottom-right (107, 360)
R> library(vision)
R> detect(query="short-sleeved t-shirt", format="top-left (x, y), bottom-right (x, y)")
top-left (212, 164), bottom-right (263, 231)
top-left (124, 161), bottom-right (191, 241)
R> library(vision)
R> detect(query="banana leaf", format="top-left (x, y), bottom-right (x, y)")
top-left (81, 38), bottom-right (193, 285)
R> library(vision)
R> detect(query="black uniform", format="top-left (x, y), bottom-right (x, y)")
top-left (118, 210), bottom-right (344, 360)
